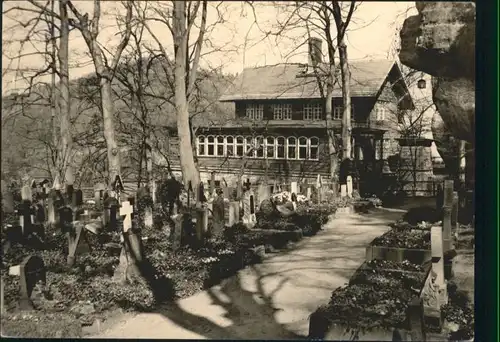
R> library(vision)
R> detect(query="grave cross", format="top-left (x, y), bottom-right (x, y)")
top-left (120, 201), bottom-right (134, 233)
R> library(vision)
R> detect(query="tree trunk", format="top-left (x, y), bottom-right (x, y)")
top-left (58, 0), bottom-right (73, 186)
top-left (145, 132), bottom-right (155, 201)
top-left (50, 0), bottom-right (59, 180)
top-left (173, 1), bottom-right (200, 190)
top-left (325, 82), bottom-right (337, 181)
top-left (339, 42), bottom-right (352, 160)
top-left (100, 79), bottom-right (121, 188)
top-left (458, 139), bottom-right (466, 183)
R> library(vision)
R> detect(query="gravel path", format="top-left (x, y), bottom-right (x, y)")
top-left (93, 208), bottom-right (403, 339)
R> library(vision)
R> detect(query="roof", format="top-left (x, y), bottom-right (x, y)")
top-left (220, 59), bottom-right (397, 102)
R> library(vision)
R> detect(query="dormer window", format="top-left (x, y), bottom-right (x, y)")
top-left (272, 103), bottom-right (292, 120)
top-left (246, 104), bottom-right (264, 120)
top-left (303, 102), bottom-right (322, 120)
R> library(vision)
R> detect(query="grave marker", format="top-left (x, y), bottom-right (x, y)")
top-left (290, 181), bottom-right (298, 196)
top-left (21, 185), bottom-right (32, 202)
top-left (306, 187), bottom-right (312, 201)
top-left (103, 196), bottom-right (119, 231)
top-left (172, 214), bottom-right (183, 250)
top-left (196, 206), bottom-right (208, 242)
top-left (18, 201), bottom-right (35, 236)
top-left (228, 201), bottom-right (240, 226)
top-left (1, 277), bottom-right (4, 315)
top-left (257, 183), bottom-right (270, 206)
top-left (451, 191), bottom-right (459, 231)
top-left (242, 189), bottom-right (257, 228)
top-left (346, 176), bottom-right (353, 197)
top-left (58, 206), bottom-right (73, 234)
top-left (340, 184), bottom-right (347, 198)
top-left (442, 206), bottom-right (452, 252)
top-left (212, 191), bottom-right (225, 235)
top-left (19, 255), bottom-right (46, 311)
top-left (67, 222), bottom-right (91, 266)
top-left (422, 225), bottom-right (448, 312)
top-left (120, 201), bottom-right (134, 233)
top-left (210, 172), bottom-right (216, 196)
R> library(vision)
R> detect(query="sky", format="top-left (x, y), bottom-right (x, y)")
top-left (1, 1), bottom-right (416, 94)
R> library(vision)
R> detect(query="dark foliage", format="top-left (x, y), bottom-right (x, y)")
top-left (371, 229), bottom-right (431, 249)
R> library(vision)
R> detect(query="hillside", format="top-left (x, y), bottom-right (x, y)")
top-left (1, 55), bottom-right (235, 184)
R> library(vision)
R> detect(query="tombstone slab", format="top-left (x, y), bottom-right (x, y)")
top-left (242, 190), bottom-right (257, 228)
top-left (212, 195), bottom-right (225, 236)
top-left (340, 185), bottom-right (347, 198)
top-left (228, 201), bottom-right (240, 226)
top-left (172, 214), bottom-right (183, 251)
top-left (346, 176), bottom-right (353, 197)
top-left (19, 255), bottom-right (46, 311)
top-left (67, 222), bottom-right (91, 266)
top-left (120, 201), bottom-right (134, 233)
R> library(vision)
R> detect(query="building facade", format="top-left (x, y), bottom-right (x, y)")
top-left (164, 39), bottom-right (436, 195)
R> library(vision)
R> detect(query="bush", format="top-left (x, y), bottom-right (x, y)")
top-left (402, 206), bottom-right (441, 225)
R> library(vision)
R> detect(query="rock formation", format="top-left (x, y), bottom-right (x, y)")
top-left (399, 2), bottom-right (475, 143)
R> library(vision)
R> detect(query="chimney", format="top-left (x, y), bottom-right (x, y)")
top-left (308, 37), bottom-right (323, 66)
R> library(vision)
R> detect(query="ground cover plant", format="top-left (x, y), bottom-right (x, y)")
top-left (310, 260), bottom-right (428, 338)
top-left (1, 199), bottom-right (335, 338)
top-left (370, 228), bottom-right (431, 249)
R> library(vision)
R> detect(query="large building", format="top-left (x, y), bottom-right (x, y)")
top-left (163, 39), bottom-right (437, 195)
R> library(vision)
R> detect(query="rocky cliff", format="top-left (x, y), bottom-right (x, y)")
top-left (399, 2), bottom-right (475, 143)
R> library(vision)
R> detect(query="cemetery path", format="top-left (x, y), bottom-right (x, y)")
top-left (93, 208), bottom-right (404, 339)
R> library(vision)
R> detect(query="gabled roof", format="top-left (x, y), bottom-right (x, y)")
top-left (220, 59), bottom-right (398, 102)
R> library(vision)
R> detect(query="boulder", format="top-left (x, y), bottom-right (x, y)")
top-left (399, 2), bottom-right (475, 142)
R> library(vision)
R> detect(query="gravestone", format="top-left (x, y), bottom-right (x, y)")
top-left (210, 172), bottom-right (216, 196)
top-left (171, 214), bottom-right (183, 251)
top-left (103, 196), bottom-right (119, 231)
top-left (47, 189), bottom-right (58, 226)
top-left (340, 184), bottom-right (347, 198)
top-left (21, 185), bottom-right (32, 203)
top-left (242, 189), bottom-right (257, 228)
top-left (290, 182), bottom-right (298, 196)
top-left (67, 222), bottom-right (91, 266)
top-left (346, 176), bottom-right (353, 197)
top-left (222, 186), bottom-right (230, 200)
top-left (19, 255), bottom-right (46, 311)
top-left (257, 183), bottom-right (270, 206)
top-left (306, 187), bottom-right (312, 200)
top-left (228, 201), bottom-right (240, 226)
top-left (442, 206), bottom-right (452, 252)
top-left (18, 201), bottom-right (35, 237)
top-left (136, 187), bottom-right (153, 229)
top-left (58, 206), bottom-right (73, 234)
top-left (451, 191), bottom-right (459, 230)
top-left (422, 225), bottom-right (448, 317)
top-left (212, 190), bottom-right (225, 235)
top-left (196, 206), bottom-right (208, 242)
top-left (120, 201), bottom-right (134, 233)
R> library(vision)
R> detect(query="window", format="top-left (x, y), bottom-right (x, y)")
top-left (273, 103), bottom-right (292, 120)
top-left (333, 106), bottom-right (343, 120)
top-left (197, 136), bottom-right (206, 156)
top-left (376, 105), bottom-right (386, 121)
top-left (287, 137), bottom-right (297, 159)
top-left (277, 137), bottom-right (285, 159)
top-left (246, 104), bottom-right (264, 120)
top-left (298, 136), bottom-right (308, 160)
top-left (216, 136), bottom-right (224, 156)
top-left (235, 136), bottom-right (244, 157)
top-left (226, 136), bottom-right (234, 156)
top-left (310, 137), bottom-right (319, 160)
top-left (245, 136), bottom-right (254, 157)
top-left (266, 137), bottom-right (275, 158)
top-left (255, 136), bottom-right (264, 158)
top-left (207, 136), bottom-right (215, 156)
top-left (303, 102), bottom-right (322, 120)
